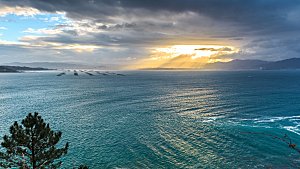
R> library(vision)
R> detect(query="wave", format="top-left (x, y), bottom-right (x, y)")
top-left (230, 115), bottom-right (300, 135)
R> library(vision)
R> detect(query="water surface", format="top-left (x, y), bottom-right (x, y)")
top-left (1, 71), bottom-right (300, 168)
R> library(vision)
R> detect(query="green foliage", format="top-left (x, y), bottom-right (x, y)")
top-left (0, 112), bottom-right (69, 168)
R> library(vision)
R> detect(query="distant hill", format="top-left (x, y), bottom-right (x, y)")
top-left (203, 58), bottom-right (300, 70)
top-left (0, 66), bottom-right (18, 73)
top-left (5, 62), bottom-right (114, 70)
top-left (0, 66), bottom-right (50, 73)
top-left (261, 58), bottom-right (300, 70)
top-left (5, 62), bottom-right (88, 69)
top-left (204, 59), bottom-right (270, 70)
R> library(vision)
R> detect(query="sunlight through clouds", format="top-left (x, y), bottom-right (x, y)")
top-left (128, 45), bottom-right (238, 69)
top-left (0, 0), bottom-right (300, 68)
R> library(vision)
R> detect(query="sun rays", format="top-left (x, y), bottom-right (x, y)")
top-left (130, 45), bottom-right (238, 69)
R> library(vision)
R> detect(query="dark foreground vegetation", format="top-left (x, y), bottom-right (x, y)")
top-left (0, 112), bottom-right (88, 168)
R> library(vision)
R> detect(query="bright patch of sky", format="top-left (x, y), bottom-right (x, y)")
top-left (0, 13), bottom-right (68, 42)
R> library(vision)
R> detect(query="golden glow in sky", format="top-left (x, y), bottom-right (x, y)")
top-left (156, 45), bottom-right (222, 59)
top-left (130, 45), bottom-right (238, 69)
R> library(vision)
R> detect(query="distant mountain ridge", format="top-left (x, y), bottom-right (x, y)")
top-left (204, 59), bottom-right (270, 70)
top-left (203, 58), bottom-right (300, 70)
top-left (5, 62), bottom-right (87, 69)
top-left (4, 58), bottom-right (300, 71)
top-left (0, 66), bottom-right (50, 73)
top-left (261, 58), bottom-right (300, 70)
top-left (0, 66), bottom-right (18, 73)
top-left (5, 62), bottom-right (114, 70)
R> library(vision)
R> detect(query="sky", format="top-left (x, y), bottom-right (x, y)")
top-left (0, 0), bottom-right (300, 69)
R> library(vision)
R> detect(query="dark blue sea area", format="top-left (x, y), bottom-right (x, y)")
top-left (1, 70), bottom-right (300, 168)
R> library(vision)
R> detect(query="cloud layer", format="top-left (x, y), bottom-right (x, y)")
top-left (1, 0), bottom-right (300, 67)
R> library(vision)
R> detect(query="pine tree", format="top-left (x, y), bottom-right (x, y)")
top-left (0, 112), bottom-right (69, 168)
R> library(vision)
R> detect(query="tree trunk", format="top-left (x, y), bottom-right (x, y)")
top-left (31, 128), bottom-right (36, 169)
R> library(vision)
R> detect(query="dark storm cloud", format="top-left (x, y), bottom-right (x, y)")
top-left (1, 0), bottom-right (300, 62)
top-left (19, 27), bottom-right (166, 47)
top-left (98, 23), bottom-right (137, 31)
top-left (2, 0), bottom-right (300, 27)
top-left (195, 47), bottom-right (233, 52)
top-left (2, 0), bottom-right (300, 39)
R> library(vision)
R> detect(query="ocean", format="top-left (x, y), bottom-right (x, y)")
top-left (1, 70), bottom-right (300, 168)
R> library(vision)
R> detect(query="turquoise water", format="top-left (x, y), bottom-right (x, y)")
top-left (1, 71), bottom-right (300, 168)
